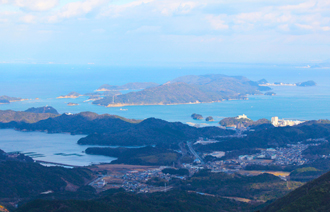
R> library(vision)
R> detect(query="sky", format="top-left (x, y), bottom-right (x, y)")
top-left (0, 0), bottom-right (329, 65)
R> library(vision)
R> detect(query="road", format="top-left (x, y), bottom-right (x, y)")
top-left (187, 141), bottom-right (204, 164)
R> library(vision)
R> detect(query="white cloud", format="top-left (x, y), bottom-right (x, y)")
top-left (20, 14), bottom-right (35, 23)
top-left (10, 0), bottom-right (59, 11)
top-left (322, 26), bottom-right (330, 31)
top-left (280, 1), bottom-right (316, 11)
top-left (48, 0), bottom-right (108, 22)
top-left (206, 15), bottom-right (229, 30)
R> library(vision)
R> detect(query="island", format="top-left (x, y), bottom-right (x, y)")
top-left (67, 102), bottom-right (79, 106)
top-left (57, 92), bottom-right (82, 99)
top-left (24, 106), bottom-right (59, 114)
top-left (96, 82), bottom-right (159, 91)
top-left (296, 80), bottom-right (316, 87)
top-left (0, 95), bottom-right (27, 104)
top-left (191, 113), bottom-right (203, 120)
top-left (205, 116), bottom-right (214, 121)
top-left (93, 74), bottom-right (271, 107)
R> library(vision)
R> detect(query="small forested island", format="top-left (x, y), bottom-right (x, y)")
top-left (296, 80), bottom-right (317, 87)
top-left (93, 74), bottom-right (271, 107)
top-left (67, 102), bottom-right (79, 106)
top-left (57, 92), bottom-right (82, 99)
top-left (96, 82), bottom-right (159, 91)
top-left (191, 113), bottom-right (203, 120)
top-left (264, 92), bottom-right (276, 96)
top-left (24, 106), bottom-right (59, 114)
top-left (205, 116), bottom-right (214, 121)
top-left (0, 95), bottom-right (27, 104)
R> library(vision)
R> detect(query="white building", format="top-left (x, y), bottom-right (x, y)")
top-left (236, 114), bottom-right (248, 119)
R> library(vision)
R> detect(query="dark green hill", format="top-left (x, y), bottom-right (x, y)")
top-left (93, 74), bottom-right (271, 107)
top-left (16, 190), bottom-right (253, 212)
top-left (86, 146), bottom-right (180, 166)
top-left (262, 170), bottom-right (330, 212)
top-left (0, 160), bottom-right (93, 199)
top-left (1, 112), bottom-right (140, 134)
top-left (78, 118), bottom-right (233, 146)
top-left (24, 106), bottom-right (59, 114)
top-left (0, 110), bottom-right (59, 123)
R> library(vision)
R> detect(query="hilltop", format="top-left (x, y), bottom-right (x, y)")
top-left (96, 82), bottom-right (159, 91)
top-left (93, 74), bottom-right (271, 107)
top-left (24, 106), bottom-right (59, 114)
top-left (262, 170), bottom-right (330, 212)
top-left (0, 109), bottom-right (59, 123)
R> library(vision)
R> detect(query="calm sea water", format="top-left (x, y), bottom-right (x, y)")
top-left (0, 129), bottom-right (116, 166)
top-left (0, 63), bottom-right (329, 165)
top-left (0, 63), bottom-right (329, 125)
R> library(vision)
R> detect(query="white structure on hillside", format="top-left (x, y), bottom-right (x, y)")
top-left (271, 116), bottom-right (279, 126)
top-left (271, 116), bottom-right (305, 127)
top-left (236, 114), bottom-right (248, 119)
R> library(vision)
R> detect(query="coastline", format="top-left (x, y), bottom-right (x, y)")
top-left (99, 97), bottom-right (249, 108)
top-left (57, 95), bottom-right (82, 99)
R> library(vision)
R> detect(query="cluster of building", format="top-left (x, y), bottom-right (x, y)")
top-left (271, 116), bottom-right (305, 127)
top-left (204, 140), bottom-right (327, 175)
top-left (90, 167), bottom-right (186, 193)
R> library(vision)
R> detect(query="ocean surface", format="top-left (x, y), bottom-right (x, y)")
top-left (0, 63), bottom-right (329, 124)
top-left (0, 129), bottom-right (116, 166)
top-left (0, 63), bottom-right (329, 165)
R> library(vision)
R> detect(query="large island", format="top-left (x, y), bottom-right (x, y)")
top-left (93, 74), bottom-right (270, 107)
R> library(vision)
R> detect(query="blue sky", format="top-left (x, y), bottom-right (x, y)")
top-left (0, 0), bottom-right (329, 65)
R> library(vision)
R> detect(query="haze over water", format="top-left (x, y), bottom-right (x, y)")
top-left (1, 63), bottom-right (329, 125)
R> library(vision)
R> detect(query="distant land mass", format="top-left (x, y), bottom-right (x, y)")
top-left (0, 110), bottom-right (59, 123)
top-left (296, 80), bottom-right (317, 87)
top-left (96, 82), bottom-right (159, 91)
top-left (24, 106), bottom-right (59, 114)
top-left (93, 74), bottom-right (271, 107)
top-left (205, 116), bottom-right (214, 122)
top-left (260, 80), bottom-right (316, 87)
top-left (57, 92), bottom-right (82, 99)
top-left (191, 113), bottom-right (203, 120)
top-left (67, 102), bottom-right (79, 106)
top-left (0, 95), bottom-right (26, 104)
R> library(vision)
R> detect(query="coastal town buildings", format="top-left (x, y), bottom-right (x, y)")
top-left (271, 116), bottom-right (304, 127)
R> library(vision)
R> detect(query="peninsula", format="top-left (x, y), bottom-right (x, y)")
top-left (57, 92), bottom-right (82, 99)
top-left (93, 74), bottom-right (270, 107)
top-left (0, 95), bottom-right (27, 104)
top-left (259, 80), bottom-right (316, 87)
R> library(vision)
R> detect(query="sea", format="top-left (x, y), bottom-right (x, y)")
top-left (0, 63), bottom-right (329, 166)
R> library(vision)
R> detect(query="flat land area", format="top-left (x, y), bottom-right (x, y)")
top-left (88, 164), bottom-right (158, 174)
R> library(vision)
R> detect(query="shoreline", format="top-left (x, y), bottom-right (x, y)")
top-left (96, 97), bottom-right (249, 108)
